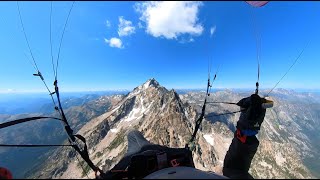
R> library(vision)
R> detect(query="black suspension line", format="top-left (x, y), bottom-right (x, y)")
top-left (206, 101), bottom-right (237, 105)
top-left (49, 2), bottom-right (103, 175)
top-left (50, 1), bottom-right (103, 175)
top-left (17, 2), bottom-right (40, 72)
top-left (208, 62), bottom-right (220, 98)
top-left (212, 64), bottom-right (220, 83)
top-left (0, 116), bottom-right (62, 129)
top-left (208, 59), bottom-right (213, 95)
top-left (55, 1), bottom-right (75, 81)
top-left (186, 34), bottom-right (223, 148)
top-left (75, 150), bottom-right (90, 179)
top-left (23, 50), bottom-right (38, 72)
top-left (15, 2), bottom-right (103, 176)
top-left (186, 76), bottom-right (211, 148)
top-left (50, 1), bottom-right (56, 78)
top-left (0, 144), bottom-right (75, 148)
top-left (17, 2), bottom-right (58, 111)
top-left (250, 6), bottom-right (261, 95)
top-left (266, 40), bottom-right (310, 97)
top-left (204, 110), bottom-right (242, 118)
top-left (186, 62), bottom-right (222, 148)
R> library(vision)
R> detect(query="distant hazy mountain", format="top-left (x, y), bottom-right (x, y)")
top-left (0, 93), bottom-right (124, 178)
top-left (0, 93), bottom-right (51, 114)
top-left (0, 91), bottom-right (129, 115)
top-left (27, 79), bottom-right (319, 179)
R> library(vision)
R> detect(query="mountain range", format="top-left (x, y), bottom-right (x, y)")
top-left (0, 94), bottom-right (124, 178)
top-left (21, 78), bottom-right (320, 179)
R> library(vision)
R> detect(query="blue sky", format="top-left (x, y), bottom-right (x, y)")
top-left (0, 1), bottom-right (319, 93)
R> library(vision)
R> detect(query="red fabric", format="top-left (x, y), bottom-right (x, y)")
top-left (170, 159), bottom-right (180, 167)
top-left (246, 1), bottom-right (269, 7)
top-left (236, 129), bottom-right (247, 144)
top-left (0, 167), bottom-right (13, 179)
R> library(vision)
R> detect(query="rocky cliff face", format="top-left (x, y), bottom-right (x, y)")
top-left (28, 80), bottom-right (317, 179)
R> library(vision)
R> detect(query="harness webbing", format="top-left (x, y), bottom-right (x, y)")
top-left (0, 144), bottom-right (75, 148)
top-left (0, 116), bottom-right (62, 129)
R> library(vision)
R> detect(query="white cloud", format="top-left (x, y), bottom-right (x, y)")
top-left (104, 37), bottom-right (123, 48)
top-left (210, 26), bottom-right (216, 37)
top-left (118, 16), bottom-right (136, 37)
top-left (106, 20), bottom-right (111, 28)
top-left (179, 37), bottom-right (194, 44)
top-left (135, 1), bottom-right (204, 39)
top-left (138, 22), bottom-right (144, 29)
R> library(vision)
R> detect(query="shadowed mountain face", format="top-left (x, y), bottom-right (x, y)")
top-left (24, 79), bottom-right (319, 179)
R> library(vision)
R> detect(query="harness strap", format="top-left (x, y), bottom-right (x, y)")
top-left (157, 152), bottom-right (168, 169)
top-left (73, 134), bottom-right (103, 175)
top-left (0, 116), bottom-right (62, 129)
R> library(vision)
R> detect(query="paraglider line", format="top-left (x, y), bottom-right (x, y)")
top-left (50, 1), bottom-right (56, 78)
top-left (17, 2), bottom-right (59, 112)
top-left (0, 144), bottom-right (75, 148)
top-left (267, 40), bottom-right (310, 96)
top-left (249, 6), bottom-right (262, 94)
top-left (55, 1), bottom-right (75, 80)
top-left (207, 101), bottom-right (237, 105)
top-left (17, 2), bottom-right (40, 72)
top-left (205, 110), bottom-right (242, 118)
top-left (15, 2), bottom-right (103, 176)
top-left (74, 150), bottom-right (90, 179)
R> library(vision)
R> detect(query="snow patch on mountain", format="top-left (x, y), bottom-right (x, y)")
top-left (204, 134), bottom-right (214, 146)
top-left (275, 152), bottom-right (286, 166)
top-left (260, 161), bottom-right (272, 169)
top-left (110, 128), bottom-right (118, 133)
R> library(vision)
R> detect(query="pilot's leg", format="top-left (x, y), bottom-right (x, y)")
top-left (223, 134), bottom-right (259, 179)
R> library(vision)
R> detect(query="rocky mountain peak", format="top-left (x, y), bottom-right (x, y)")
top-left (130, 78), bottom-right (167, 98)
top-left (143, 78), bottom-right (159, 88)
